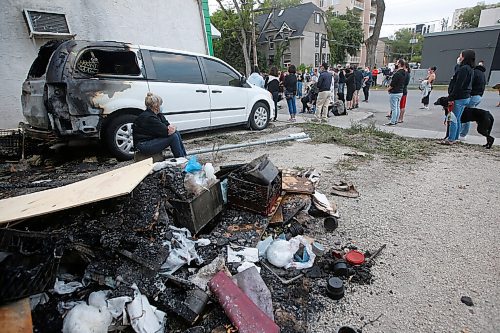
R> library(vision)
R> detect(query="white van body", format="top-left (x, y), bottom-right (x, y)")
top-left (22, 40), bottom-right (275, 159)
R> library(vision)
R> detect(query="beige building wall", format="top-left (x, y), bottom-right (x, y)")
top-left (479, 7), bottom-right (500, 27)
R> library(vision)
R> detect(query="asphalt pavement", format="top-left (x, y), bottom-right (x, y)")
top-left (356, 88), bottom-right (500, 138)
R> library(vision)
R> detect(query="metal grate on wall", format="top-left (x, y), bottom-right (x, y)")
top-left (24, 9), bottom-right (71, 36)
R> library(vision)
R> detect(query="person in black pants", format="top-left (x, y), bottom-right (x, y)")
top-left (133, 92), bottom-right (187, 158)
top-left (345, 68), bottom-right (356, 110)
top-left (353, 67), bottom-right (364, 108)
top-left (265, 66), bottom-right (281, 122)
top-left (362, 67), bottom-right (373, 102)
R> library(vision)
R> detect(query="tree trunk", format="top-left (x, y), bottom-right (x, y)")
top-left (364, 0), bottom-right (385, 69)
top-left (232, 0), bottom-right (252, 76)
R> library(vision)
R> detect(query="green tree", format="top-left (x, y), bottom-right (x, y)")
top-left (211, 9), bottom-right (247, 73)
top-left (325, 9), bottom-right (364, 65)
top-left (386, 28), bottom-right (423, 62)
top-left (258, 0), bottom-right (302, 9)
top-left (455, 3), bottom-right (500, 29)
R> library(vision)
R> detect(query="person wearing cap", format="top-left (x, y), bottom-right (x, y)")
top-left (316, 62), bottom-right (333, 121)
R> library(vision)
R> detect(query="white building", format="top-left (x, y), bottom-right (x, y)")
top-left (0, 0), bottom-right (211, 128)
top-left (479, 7), bottom-right (500, 27)
top-left (451, 1), bottom-right (488, 29)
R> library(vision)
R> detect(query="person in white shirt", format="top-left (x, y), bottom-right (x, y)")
top-left (247, 66), bottom-right (265, 88)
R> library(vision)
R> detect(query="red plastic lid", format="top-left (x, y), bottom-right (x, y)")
top-left (345, 250), bottom-right (365, 265)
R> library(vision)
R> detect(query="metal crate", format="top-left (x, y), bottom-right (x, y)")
top-left (227, 171), bottom-right (282, 216)
top-left (0, 129), bottom-right (23, 158)
top-left (170, 180), bottom-right (224, 234)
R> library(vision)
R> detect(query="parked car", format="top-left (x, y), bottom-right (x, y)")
top-left (21, 40), bottom-right (275, 160)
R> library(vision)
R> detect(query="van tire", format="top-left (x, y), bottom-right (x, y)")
top-left (249, 102), bottom-right (269, 130)
top-left (105, 114), bottom-right (137, 161)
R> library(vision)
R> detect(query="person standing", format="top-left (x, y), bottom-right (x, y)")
top-left (420, 66), bottom-right (436, 109)
top-left (371, 66), bottom-right (379, 87)
top-left (460, 60), bottom-right (486, 139)
top-left (315, 62), bottom-right (333, 121)
top-left (284, 65), bottom-right (298, 122)
top-left (362, 67), bottom-right (373, 102)
top-left (265, 66), bottom-right (281, 122)
top-left (345, 68), bottom-right (356, 110)
top-left (297, 71), bottom-right (304, 98)
top-left (311, 68), bottom-right (319, 84)
top-left (442, 49), bottom-right (475, 145)
top-left (353, 67), bottom-right (364, 108)
top-left (398, 62), bottom-right (411, 123)
top-left (247, 66), bottom-right (265, 88)
top-left (331, 67), bottom-right (339, 103)
top-left (338, 68), bottom-right (346, 103)
top-left (385, 59), bottom-right (406, 126)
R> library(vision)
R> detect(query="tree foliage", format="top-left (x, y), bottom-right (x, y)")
top-left (455, 3), bottom-right (500, 29)
top-left (258, 0), bottom-right (302, 9)
top-left (211, 9), bottom-right (247, 73)
top-left (386, 28), bottom-right (423, 62)
top-left (325, 9), bottom-right (364, 65)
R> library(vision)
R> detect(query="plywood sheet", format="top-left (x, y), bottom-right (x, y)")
top-left (0, 158), bottom-right (153, 224)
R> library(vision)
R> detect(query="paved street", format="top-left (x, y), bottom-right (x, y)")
top-left (357, 89), bottom-right (500, 138)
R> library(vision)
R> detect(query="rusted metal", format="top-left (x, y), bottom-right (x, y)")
top-left (281, 175), bottom-right (315, 194)
top-left (0, 298), bottom-right (33, 333)
top-left (170, 180), bottom-right (224, 234)
top-left (208, 271), bottom-right (280, 333)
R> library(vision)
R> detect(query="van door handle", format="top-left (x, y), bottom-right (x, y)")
top-left (196, 89), bottom-right (207, 93)
top-left (212, 90), bottom-right (223, 93)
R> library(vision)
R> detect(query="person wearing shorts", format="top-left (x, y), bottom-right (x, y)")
top-left (398, 62), bottom-right (411, 123)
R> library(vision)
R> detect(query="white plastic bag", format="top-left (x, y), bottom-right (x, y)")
top-left (161, 226), bottom-right (204, 275)
top-left (266, 236), bottom-right (316, 270)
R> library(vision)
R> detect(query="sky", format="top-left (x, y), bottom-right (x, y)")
top-left (208, 0), bottom-right (499, 37)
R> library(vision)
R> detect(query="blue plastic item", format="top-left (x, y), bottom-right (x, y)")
top-left (185, 156), bottom-right (202, 173)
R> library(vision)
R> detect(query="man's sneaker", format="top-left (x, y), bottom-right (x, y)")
top-left (384, 122), bottom-right (396, 126)
top-left (424, 106), bottom-right (429, 110)
top-left (419, 106), bottom-right (426, 109)
top-left (459, 135), bottom-right (467, 141)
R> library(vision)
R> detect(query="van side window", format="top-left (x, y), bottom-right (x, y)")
top-left (203, 59), bottom-right (240, 87)
top-left (150, 52), bottom-right (203, 84)
top-left (76, 49), bottom-right (141, 76)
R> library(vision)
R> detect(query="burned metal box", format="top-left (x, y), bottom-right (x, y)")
top-left (227, 171), bottom-right (282, 216)
top-left (170, 180), bottom-right (224, 234)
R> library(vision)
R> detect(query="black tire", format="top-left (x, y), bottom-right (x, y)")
top-left (249, 102), bottom-right (270, 130)
top-left (104, 114), bottom-right (137, 161)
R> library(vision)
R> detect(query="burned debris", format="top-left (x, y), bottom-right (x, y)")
top-left (0, 154), bottom-right (385, 332)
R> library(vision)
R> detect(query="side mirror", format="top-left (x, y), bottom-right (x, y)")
top-left (240, 76), bottom-right (247, 86)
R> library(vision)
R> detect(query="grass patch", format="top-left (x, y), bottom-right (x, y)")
top-left (301, 121), bottom-right (435, 161)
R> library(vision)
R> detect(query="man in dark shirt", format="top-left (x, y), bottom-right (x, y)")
top-left (316, 63), bottom-right (333, 121)
top-left (460, 60), bottom-right (487, 139)
top-left (353, 67), bottom-right (364, 108)
top-left (386, 59), bottom-right (406, 126)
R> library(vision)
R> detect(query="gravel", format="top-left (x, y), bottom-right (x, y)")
top-left (219, 131), bottom-right (500, 332)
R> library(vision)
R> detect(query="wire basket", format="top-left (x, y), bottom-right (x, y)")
top-left (0, 129), bottom-right (23, 158)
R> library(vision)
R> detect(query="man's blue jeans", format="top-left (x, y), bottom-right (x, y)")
top-left (389, 93), bottom-right (403, 124)
top-left (297, 82), bottom-right (303, 97)
top-left (287, 96), bottom-right (297, 115)
top-left (460, 95), bottom-right (482, 137)
top-left (448, 98), bottom-right (471, 141)
top-left (135, 131), bottom-right (186, 157)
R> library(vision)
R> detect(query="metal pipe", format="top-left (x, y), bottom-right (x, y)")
top-left (172, 132), bottom-right (310, 157)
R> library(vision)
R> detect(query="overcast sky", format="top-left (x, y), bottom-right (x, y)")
top-left (208, 0), bottom-right (498, 37)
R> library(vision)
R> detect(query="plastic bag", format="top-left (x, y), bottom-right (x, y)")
top-left (185, 156), bottom-right (202, 173)
top-left (266, 236), bottom-right (316, 270)
top-left (184, 172), bottom-right (205, 197)
top-left (160, 226), bottom-right (204, 275)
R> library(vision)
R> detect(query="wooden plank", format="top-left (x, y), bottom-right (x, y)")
top-left (0, 298), bottom-right (32, 333)
top-left (0, 158), bottom-right (153, 224)
top-left (282, 176), bottom-right (315, 194)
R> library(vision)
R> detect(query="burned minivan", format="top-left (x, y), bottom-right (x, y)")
top-left (22, 40), bottom-right (274, 160)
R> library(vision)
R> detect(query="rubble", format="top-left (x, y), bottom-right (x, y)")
top-left (0, 153), bottom-right (386, 332)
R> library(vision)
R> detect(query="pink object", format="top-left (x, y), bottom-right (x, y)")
top-left (208, 271), bottom-right (280, 333)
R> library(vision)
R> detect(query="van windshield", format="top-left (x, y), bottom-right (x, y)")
top-left (76, 49), bottom-right (141, 76)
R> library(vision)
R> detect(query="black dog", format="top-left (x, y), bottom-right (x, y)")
top-left (434, 96), bottom-right (495, 148)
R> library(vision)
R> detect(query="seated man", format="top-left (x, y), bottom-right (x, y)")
top-left (133, 92), bottom-right (187, 160)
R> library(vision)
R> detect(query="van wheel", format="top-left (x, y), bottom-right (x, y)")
top-left (249, 102), bottom-right (269, 130)
top-left (105, 114), bottom-right (137, 161)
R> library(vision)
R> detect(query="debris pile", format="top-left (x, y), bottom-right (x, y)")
top-left (0, 154), bottom-right (385, 332)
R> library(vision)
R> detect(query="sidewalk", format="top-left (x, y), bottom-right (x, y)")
top-left (274, 100), bottom-right (497, 146)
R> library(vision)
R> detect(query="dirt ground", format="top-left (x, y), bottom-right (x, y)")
top-left (2, 123), bottom-right (499, 332)
top-left (210, 125), bottom-right (500, 333)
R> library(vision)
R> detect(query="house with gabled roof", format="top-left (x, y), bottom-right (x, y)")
top-left (256, 2), bottom-right (330, 69)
